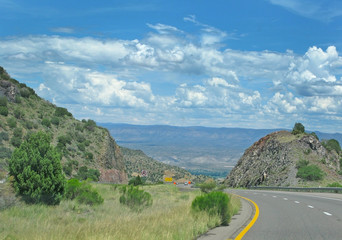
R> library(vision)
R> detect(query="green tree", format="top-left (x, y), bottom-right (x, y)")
top-left (322, 139), bottom-right (341, 153)
top-left (9, 131), bottom-right (66, 205)
top-left (292, 122), bottom-right (305, 135)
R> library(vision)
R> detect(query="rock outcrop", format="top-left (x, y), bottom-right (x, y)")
top-left (225, 131), bottom-right (341, 187)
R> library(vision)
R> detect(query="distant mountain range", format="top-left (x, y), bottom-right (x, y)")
top-left (100, 123), bottom-right (342, 177)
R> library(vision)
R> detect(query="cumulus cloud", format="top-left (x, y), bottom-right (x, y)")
top-left (284, 46), bottom-right (342, 96)
top-left (1, 18), bottom-right (342, 131)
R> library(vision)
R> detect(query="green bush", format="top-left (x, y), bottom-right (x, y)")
top-left (322, 139), bottom-right (341, 153)
top-left (51, 116), bottom-right (60, 126)
top-left (0, 96), bottom-right (8, 106)
top-left (128, 175), bottom-right (143, 186)
top-left (13, 128), bottom-right (23, 138)
top-left (192, 191), bottom-right (231, 226)
top-left (0, 106), bottom-right (8, 116)
top-left (84, 119), bottom-right (96, 131)
top-left (55, 107), bottom-right (72, 117)
top-left (77, 166), bottom-right (100, 181)
top-left (199, 179), bottom-right (217, 193)
top-left (296, 159), bottom-right (309, 169)
top-left (9, 131), bottom-right (66, 205)
top-left (85, 152), bottom-right (93, 161)
top-left (0, 131), bottom-right (9, 142)
top-left (10, 137), bottom-right (22, 147)
top-left (41, 118), bottom-right (51, 127)
top-left (76, 187), bottom-right (104, 206)
top-left (77, 143), bottom-right (85, 151)
top-left (310, 132), bottom-right (319, 140)
top-left (14, 96), bottom-right (21, 103)
top-left (65, 179), bottom-right (103, 205)
top-left (7, 117), bottom-right (16, 128)
top-left (292, 122), bottom-right (305, 135)
top-left (14, 109), bottom-right (24, 119)
top-left (119, 185), bottom-right (152, 212)
top-left (25, 121), bottom-right (34, 129)
top-left (20, 88), bottom-right (30, 98)
top-left (65, 178), bottom-right (83, 200)
top-left (0, 147), bottom-right (12, 159)
top-left (296, 164), bottom-right (324, 181)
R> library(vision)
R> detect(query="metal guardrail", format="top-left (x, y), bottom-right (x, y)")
top-left (247, 186), bottom-right (342, 193)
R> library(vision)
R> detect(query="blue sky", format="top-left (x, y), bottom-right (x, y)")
top-left (1, 0), bottom-right (342, 132)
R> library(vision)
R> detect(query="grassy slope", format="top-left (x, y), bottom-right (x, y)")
top-left (0, 184), bottom-right (240, 240)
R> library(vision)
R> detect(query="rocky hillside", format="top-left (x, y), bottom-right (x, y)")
top-left (225, 131), bottom-right (342, 187)
top-left (0, 67), bottom-right (127, 183)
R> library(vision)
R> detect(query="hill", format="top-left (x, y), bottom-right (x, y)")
top-left (121, 147), bottom-right (209, 183)
top-left (224, 130), bottom-right (342, 187)
top-left (0, 66), bottom-right (127, 183)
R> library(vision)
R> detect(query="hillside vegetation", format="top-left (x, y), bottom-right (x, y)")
top-left (0, 66), bottom-right (126, 183)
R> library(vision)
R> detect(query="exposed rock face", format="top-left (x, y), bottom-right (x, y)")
top-left (224, 131), bottom-right (341, 187)
top-left (97, 130), bottom-right (128, 183)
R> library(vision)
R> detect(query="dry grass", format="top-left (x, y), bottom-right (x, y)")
top-left (0, 184), bottom-right (240, 240)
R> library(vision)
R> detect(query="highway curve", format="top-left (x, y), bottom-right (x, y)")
top-left (229, 189), bottom-right (342, 240)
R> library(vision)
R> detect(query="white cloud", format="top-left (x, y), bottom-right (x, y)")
top-left (269, 0), bottom-right (342, 22)
top-left (1, 19), bottom-right (342, 132)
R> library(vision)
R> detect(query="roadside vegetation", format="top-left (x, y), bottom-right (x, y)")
top-left (0, 183), bottom-right (240, 240)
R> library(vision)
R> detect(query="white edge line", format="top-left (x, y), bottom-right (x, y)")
top-left (323, 212), bottom-right (332, 216)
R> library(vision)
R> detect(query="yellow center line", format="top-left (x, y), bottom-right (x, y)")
top-left (230, 194), bottom-right (260, 240)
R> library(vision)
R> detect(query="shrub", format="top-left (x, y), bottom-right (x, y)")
top-left (0, 147), bottom-right (12, 159)
top-left (0, 106), bottom-right (8, 116)
top-left (77, 143), bottom-right (85, 151)
top-left (292, 122), bottom-right (305, 135)
top-left (9, 131), bottom-right (66, 205)
top-left (119, 185), bottom-right (152, 212)
top-left (84, 119), bottom-right (96, 131)
top-left (199, 179), bottom-right (217, 193)
top-left (41, 118), bottom-right (51, 128)
top-left (0, 96), bottom-right (8, 106)
top-left (0, 131), bottom-right (9, 142)
top-left (322, 139), bottom-right (341, 153)
top-left (25, 121), bottom-right (33, 129)
top-left (10, 137), bottom-right (22, 147)
top-left (14, 109), bottom-right (23, 119)
top-left (192, 191), bottom-right (231, 226)
top-left (296, 159), bottom-right (309, 169)
top-left (296, 164), bottom-right (324, 181)
top-left (20, 88), bottom-right (30, 98)
top-left (128, 175), bottom-right (143, 186)
top-left (65, 178), bottom-right (83, 200)
top-left (13, 128), bottom-right (23, 138)
top-left (7, 117), bottom-right (16, 128)
top-left (63, 162), bottom-right (73, 176)
top-left (65, 178), bottom-right (103, 205)
top-left (77, 166), bottom-right (100, 181)
top-left (51, 116), bottom-right (60, 126)
top-left (76, 187), bottom-right (104, 206)
top-left (55, 107), bottom-right (72, 117)
top-left (85, 152), bottom-right (93, 161)
top-left (14, 96), bottom-right (21, 103)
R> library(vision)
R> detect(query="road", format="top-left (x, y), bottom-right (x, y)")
top-left (229, 189), bottom-right (342, 240)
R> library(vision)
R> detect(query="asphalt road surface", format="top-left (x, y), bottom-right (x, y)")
top-left (229, 189), bottom-right (342, 240)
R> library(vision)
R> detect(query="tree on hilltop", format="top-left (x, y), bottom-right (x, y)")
top-left (292, 122), bottom-right (305, 135)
